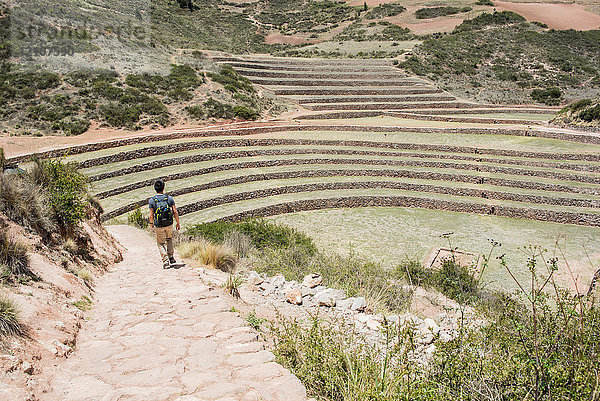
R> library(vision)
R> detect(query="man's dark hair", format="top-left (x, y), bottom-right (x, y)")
top-left (154, 179), bottom-right (165, 193)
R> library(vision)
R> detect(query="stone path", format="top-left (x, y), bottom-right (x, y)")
top-left (45, 225), bottom-right (309, 401)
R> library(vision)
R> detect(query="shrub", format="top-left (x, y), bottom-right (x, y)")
top-left (396, 258), bottom-right (479, 305)
top-left (233, 105), bottom-right (259, 120)
top-left (531, 87), bottom-right (562, 105)
top-left (415, 6), bottom-right (472, 19)
top-left (453, 11), bottom-right (526, 33)
top-left (0, 293), bottom-right (22, 337)
top-left (31, 158), bottom-right (89, 234)
top-left (475, 0), bottom-right (494, 5)
top-left (99, 102), bottom-right (141, 128)
top-left (364, 3), bottom-right (406, 19)
top-left (178, 240), bottom-right (237, 272)
top-left (127, 208), bottom-right (148, 229)
top-left (0, 173), bottom-right (53, 234)
top-left (187, 219), bottom-right (317, 254)
top-left (0, 232), bottom-right (33, 280)
top-left (56, 116), bottom-right (91, 136)
top-left (207, 65), bottom-right (255, 93)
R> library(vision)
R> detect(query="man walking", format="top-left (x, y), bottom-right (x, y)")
top-left (149, 179), bottom-right (180, 268)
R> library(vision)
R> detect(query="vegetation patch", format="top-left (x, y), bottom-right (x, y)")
top-left (552, 97), bottom-right (600, 127)
top-left (415, 6), bottom-right (472, 20)
top-left (0, 232), bottom-right (34, 282)
top-left (0, 293), bottom-right (22, 337)
top-left (364, 3), bottom-right (406, 19)
top-left (270, 243), bottom-right (600, 400)
top-left (0, 62), bottom-right (266, 135)
top-left (400, 12), bottom-right (600, 103)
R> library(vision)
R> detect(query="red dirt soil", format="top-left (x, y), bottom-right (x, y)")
top-left (495, 1), bottom-right (600, 30)
top-left (396, 16), bottom-right (465, 34)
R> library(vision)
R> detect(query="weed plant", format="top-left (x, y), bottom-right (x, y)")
top-left (187, 219), bottom-right (317, 254)
top-left (0, 293), bottom-right (22, 337)
top-left (270, 248), bottom-right (600, 401)
top-left (0, 232), bottom-right (33, 282)
top-left (32, 158), bottom-right (88, 235)
top-left (127, 208), bottom-right (148, 229)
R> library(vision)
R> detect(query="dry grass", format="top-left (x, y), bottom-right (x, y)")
top-left (0, 174), bottom-right (53, 234)
top-left (224, 273), bottom-right (244, 299)
top-left (63, 238), bottom-right (78, 254)
top-left (178, 240), bottom-right (237, 272)
top-left (0, 232), bottom-right (32, 279)
top-left (0, 292), bottom-right (22, 337)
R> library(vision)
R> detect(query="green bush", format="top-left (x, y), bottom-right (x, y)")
top-left (127, 208), bottom-right (148, 229)
top-left (531, 87), bottom-right (562, 105)
top-left (415, 6), bottom-right (472, 19)
top-left (99, 102), bottom-right (142, 128)
top-left (187, 219), bottom-right (317, 254)
top-left (233, 105), bottom-right (259, 120)
top-left (396, 258), bottom-right (480, 305)
top-left (208, 65), bottom-right (255, 93)
top-left (0, 293), bottom-right (22, 337)
top-left (364, 3), bottom-right (406, 19)
top-left (32, 158), bottom-right (89, 234)
top-left (475, 0), bottom-right (494, 5)
top-left (453, 11), bottom-right (526, 33)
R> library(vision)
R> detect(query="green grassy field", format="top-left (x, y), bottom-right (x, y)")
top-left (270, 207), bottom-right (600, 292)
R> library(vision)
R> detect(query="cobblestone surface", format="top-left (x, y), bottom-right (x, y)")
top-left (45, 225), bottom-right (308, 401)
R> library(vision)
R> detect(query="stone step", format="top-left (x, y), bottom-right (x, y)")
top-left (272, 88), bottom-right (442, 96)
top-left (303, 102), bottom-right (478, 111)
top-left (298, 95), bottom-right (456, 104)
top-left (249, 77), bottom-right (426, 87)
top-left (222, 62), bottom-right (397, 73)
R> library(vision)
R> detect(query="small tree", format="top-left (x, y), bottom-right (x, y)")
top-left (363, 1), bottom-right (368, 11)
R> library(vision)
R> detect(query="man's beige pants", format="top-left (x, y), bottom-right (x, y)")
top-left (155, 225), bottom-right (174, 267)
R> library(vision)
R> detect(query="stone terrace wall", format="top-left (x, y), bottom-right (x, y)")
top-left (84, 145), bottom-right (600, 185)
top-left (272, 88), bottom-right (442, 95)
top-left (304, 102), bottom-right (472, 111)
top-left (9, 125), bottom-right (600, 165)
top-left (102, 176), bottom-right (599, 221)
top-left (88, 146), bottom-right (600, 183)
top-left (217, 196), bottom-right (600, 227)
top-left (96, 165), bottom-right (600, 202)
top-left (299, 96), bottom-right (456, 104)
top-left (385, 111), bottom-right (539, 125)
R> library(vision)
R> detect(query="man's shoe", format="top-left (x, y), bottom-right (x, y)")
top-left (169, 256), bottom-right (176, 265)
top-left (163, 261), bottom-right (170, 269)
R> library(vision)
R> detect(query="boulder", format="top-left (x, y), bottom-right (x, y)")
top-left (271, 274), bottom-right (286, 288)
top-left (421, 318), bottom-right (440, 335)
top-left (314, 289), bottom-right (337, 307)
top-left (258, 282), bottom-right (275, 295)
top-left (22, 361), bottom-right (34, 375)
top-left (247, 271), bottom-right (264, 286)
top-left (336, 298), bottom-right (353, 310)
top-left (366, 318), bottom-right (382, 331)
top-left (302, 274), bottom-right (323, 288)
top-left (350, 297), bottom-right (367, 311)
top-left (285, 288), bottom-right (303, 305)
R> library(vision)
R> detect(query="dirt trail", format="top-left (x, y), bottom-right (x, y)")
top-left (40, 225), bottom-right (308, 401)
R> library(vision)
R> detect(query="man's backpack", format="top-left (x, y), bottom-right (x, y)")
top-left (153, 195), bottom-right (173, 227)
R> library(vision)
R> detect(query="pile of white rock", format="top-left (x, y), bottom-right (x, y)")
top-left (245, 271), bottom-right (482, 363)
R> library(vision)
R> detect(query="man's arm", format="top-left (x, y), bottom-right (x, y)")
top-left (172, 205), bottom-right (180, 230)
top-left (149, 206), bottom-right (154, 228)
